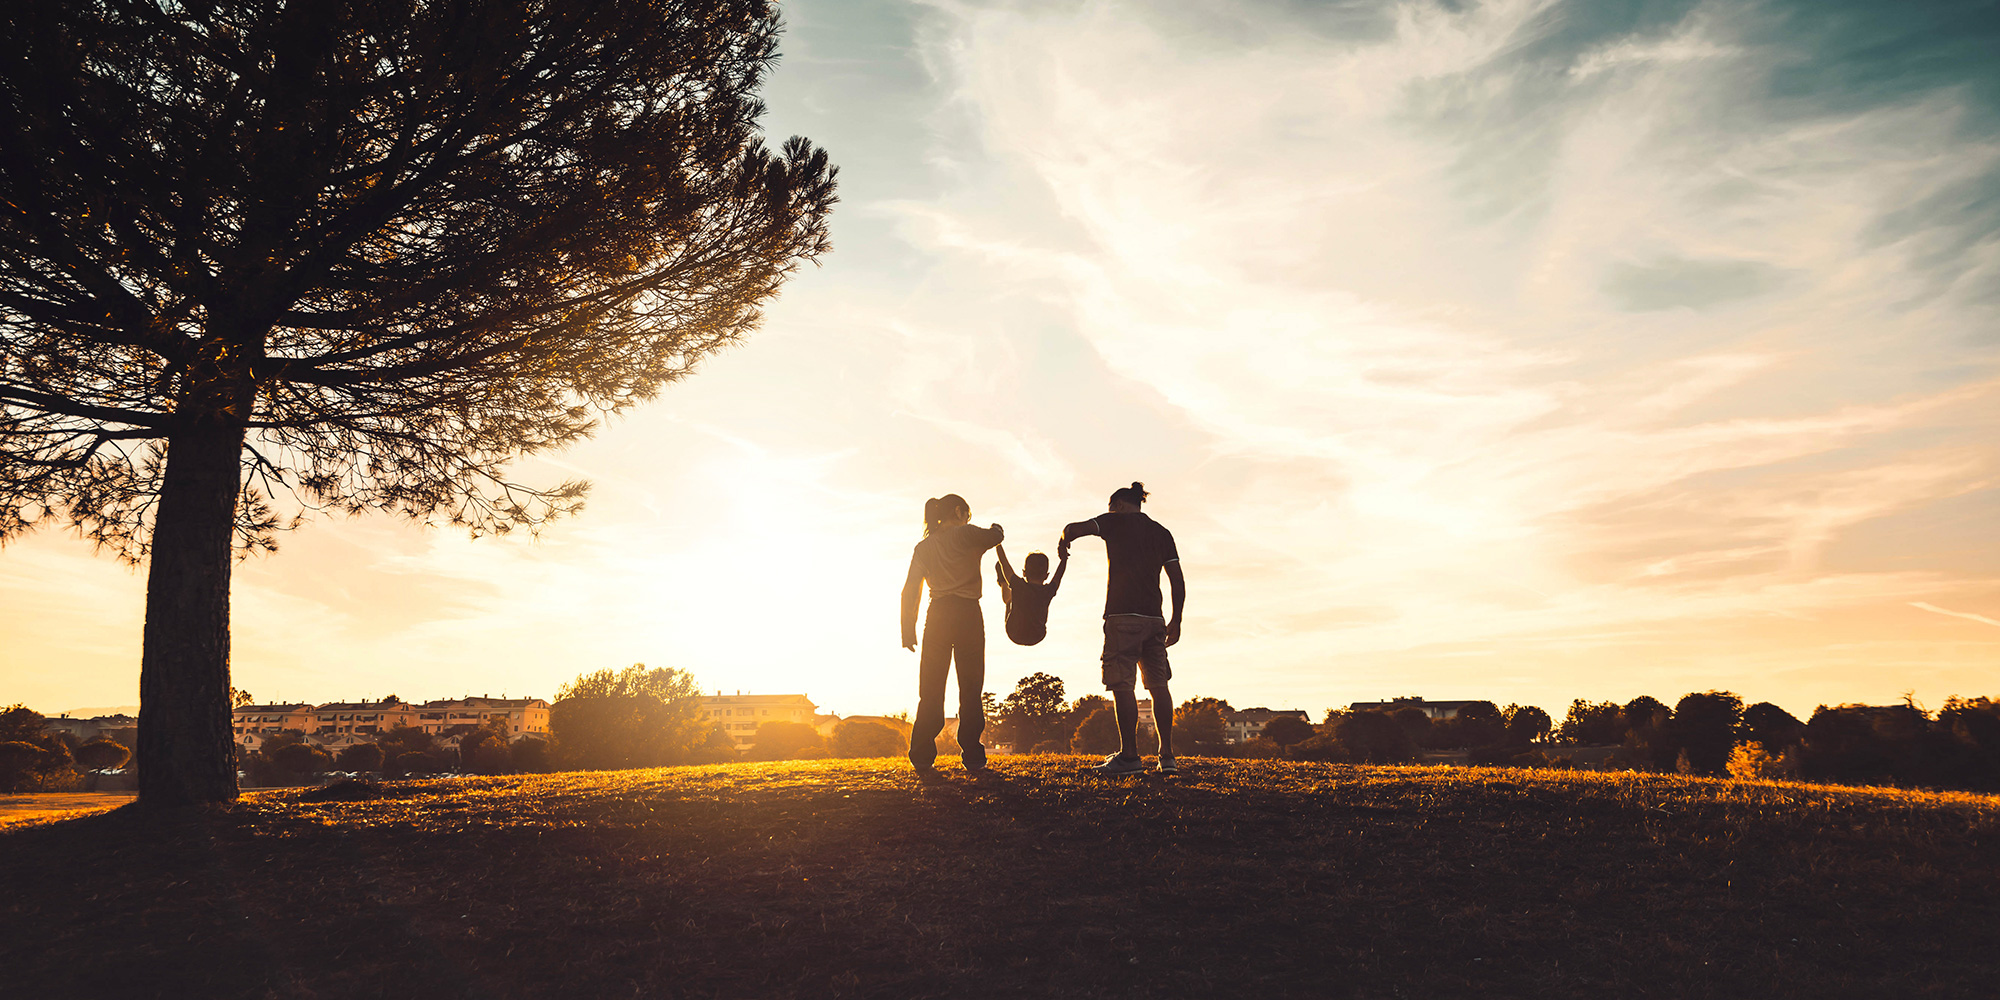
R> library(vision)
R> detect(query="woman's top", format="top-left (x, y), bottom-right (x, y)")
top-left (900, 523), bottom-right (1004, 646)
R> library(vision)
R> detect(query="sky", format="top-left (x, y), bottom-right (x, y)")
top-left (3, 0), bottom-right (1998, 722)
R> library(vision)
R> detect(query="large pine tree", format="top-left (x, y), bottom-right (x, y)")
top-left (0, 0), bottom-right (836, 806)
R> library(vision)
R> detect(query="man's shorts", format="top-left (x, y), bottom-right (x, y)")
top-left (1101, 616), bottom-right (1171, 692)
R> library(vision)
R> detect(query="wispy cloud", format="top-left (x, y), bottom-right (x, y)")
top-left (1910, 602), bottom-right (2000, 629)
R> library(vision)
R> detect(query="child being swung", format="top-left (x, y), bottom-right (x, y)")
top-left (994, 544), bottom-right (1067, 646)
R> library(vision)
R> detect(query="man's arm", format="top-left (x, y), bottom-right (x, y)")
top-left (1164, 561), bottom-right (1186, 646)
top-left (1058, 518), bottom-right (1099, 559)
top-left (901, 552), bottom-right (924, 651)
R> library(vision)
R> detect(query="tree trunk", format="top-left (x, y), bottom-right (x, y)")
top-left (137, 422), bottom-right (246, 807)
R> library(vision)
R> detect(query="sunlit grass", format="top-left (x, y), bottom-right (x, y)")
top-left (6, 756), bottom-right (1997, 998)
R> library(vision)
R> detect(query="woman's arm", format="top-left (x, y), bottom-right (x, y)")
top-left (900, 550), bottom-right (925, 650)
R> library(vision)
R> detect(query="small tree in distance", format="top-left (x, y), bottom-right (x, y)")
top-left (1070, 707), bottom-right (1121, 754)
top-left (996, 674), bottom-right (1068, 752)
top-left (0, 0), bottom-right (837, 807)
top-left (832, 721), bottom-right (904, 759)
top-left (1175, 700), bottom-right (1229, 755)
top-left (1260, 715), bottom-right (1315, 748)
top-left (335, 743), bottom-right (384, 774)
top-left (74, 739), bottom-right (131, 771)
top-left (750, 721), bottom-right (824, 761)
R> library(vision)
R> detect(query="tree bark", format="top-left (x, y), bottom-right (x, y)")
top-left (137, 422), bottom-right (246, 807)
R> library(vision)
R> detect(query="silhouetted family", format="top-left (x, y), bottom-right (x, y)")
top-left (900, 482), bottom-right (1185, 777)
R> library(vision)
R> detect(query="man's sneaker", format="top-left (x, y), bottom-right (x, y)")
top-left (1091, 754), bottom-right (1144, 776)
top-left (1155, 755), bottom-right (1179, 774)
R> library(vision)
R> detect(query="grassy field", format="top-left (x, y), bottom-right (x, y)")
top-left (3, 756), bottom-right (1996, 999)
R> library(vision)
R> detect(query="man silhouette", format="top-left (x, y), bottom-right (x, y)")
top-left (1060, 481), bottom-right (1185, 774)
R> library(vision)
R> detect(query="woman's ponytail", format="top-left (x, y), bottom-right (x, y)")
top-left (923, 493), bottom-right (970, 537)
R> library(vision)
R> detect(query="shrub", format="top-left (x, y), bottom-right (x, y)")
top-left (1174, 700), bottom-right (1229, 755)
top-left (1287, 732), bottom-right (1347, 763)
top-left (1260, 715), bottom-right (1315, 747)
top-left (461, 732), bottom-right (514, 775)
top-left (1741, 702), bottom-right (1804, 752)
top-left (1070, 707), bottom-right (1121, 754)
top-left (1556, 700), bottom-right (1626, 745)
top-left (1670, 691), bottom-right (1744, 776)
top-left (832, 721), bottom-right (905, 758)
top-left (270, 741), bottom-right (333, 777)
top-left (388, 749), bottom-right (444, 776)
top-left (335, 743), bottom-right (385, 773)
top-left (1335, 712), bottom-right (1418, 764)
top-left (74, 739), bottom-right (130, 771)
top-left (1502, 705), bottom-right (1552, 745)
top-left (751, 720), bottom-right (826, 761)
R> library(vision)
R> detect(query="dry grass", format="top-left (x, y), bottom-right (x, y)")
top-left (4, 756), bottom-right (1997, 999)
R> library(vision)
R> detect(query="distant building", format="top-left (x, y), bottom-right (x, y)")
top-left (1348, 697), bottom-right (1485, 720)
top-left (231, 704), bottom-right (317, 750)
top-left (43, 714), bottom-right (137, 744)
top-left (701, 693), bottom-right (818, 748)
top-left (1225, 707), bottom-right (1311, 744)
top-left (229, 695), bottom-right (549, 751)
top-left (309, 698), bottom-right (420, 739)
top-left (414, 696), bottom-right (551, 742)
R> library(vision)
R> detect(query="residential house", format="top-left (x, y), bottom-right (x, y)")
top-left (1348, 697), bottom-right (1485, 720)
top-left (702, 693), bottom-right (818, 748)
top-left (231, 704), bottom-right (316, 751)
top-left (1225, 707), bottom-right (1311, 744)
top-left (415, 696), bottom-right (551, 742)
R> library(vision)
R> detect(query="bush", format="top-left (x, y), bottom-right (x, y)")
top-left (1225, 739), bottom-right (1285, 760)
top-left (74, 738), bottom-right (130, 771)
top-left (1726, 741), bottom-right (1794, 781)
top-left (1260, 715), bottom-right (1315, 748)
top-left (832, 721), bottom-right (905, 758)
top-left (1670, 691), bottom-right (1744, 776)
top-left (510, 738), bottom-right (553, 772)
top-left (1070, 707), bottom-right (1120, 754)
top-left (461, 731), bottom-right (514, 774)
top-left (1557, 700), bottom-right (1626, 745)
top-left (1287, 731), bottom-right (1347, 762)
top-left (388, 749), bottom-right (444, 777)
top-left (0, 741), bottom-right (49, 791)
top-left (1503, 705), bottom-right (1552, 745)
top-left (1174, 700), bottom-right (1229, 755)
top-left (1335, 712), bottom-right (1418, 764)
top-left (335, 743), bottom-right (385, 773)
top-left (751, 720), bottom-right (825, 761)
top-left (270, 741), bottom-right (333, 777)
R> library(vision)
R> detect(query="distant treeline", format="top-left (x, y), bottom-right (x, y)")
top-left (973, 676), bottom-right (2000, 794)
top-left (13, 679), bottom-right (1997, 795)
top-left (1543, 693), bottom-right (2000, 791)
top-left (0, 705), bottom-right (132, 792)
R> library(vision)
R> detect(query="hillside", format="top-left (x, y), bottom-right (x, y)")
top-left (3, 757), bottom-right (1996, 999)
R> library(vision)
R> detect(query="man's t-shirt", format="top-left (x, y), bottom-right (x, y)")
top-left (1073, 512), bottom-right (1178, 618)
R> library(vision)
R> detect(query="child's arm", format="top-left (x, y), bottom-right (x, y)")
top-left (994, 544), bottom-right (1016, 603)
top-left (1046, 548), bottom-right (1069, 595)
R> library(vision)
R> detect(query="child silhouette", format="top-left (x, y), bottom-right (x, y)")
top-left (994, 544), bottom-right (1067, 646)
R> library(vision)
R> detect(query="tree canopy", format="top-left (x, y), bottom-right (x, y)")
top-left (0, 0), bottom-right (834, 806)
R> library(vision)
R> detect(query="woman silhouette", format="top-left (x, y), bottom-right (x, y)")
top-left (899, 494), bottom-right (1003, 774)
